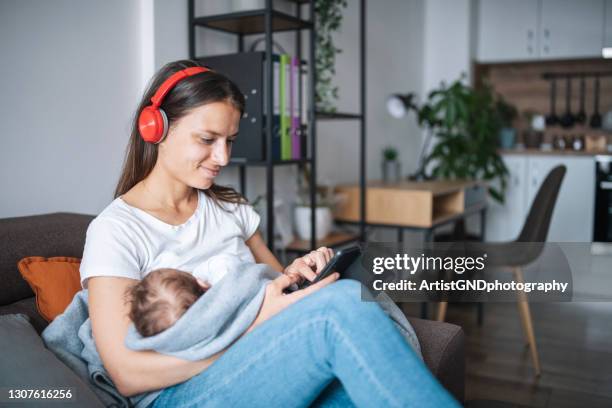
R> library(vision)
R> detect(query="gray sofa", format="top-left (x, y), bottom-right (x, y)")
top-left (0, 213), bottom-right (466, 405)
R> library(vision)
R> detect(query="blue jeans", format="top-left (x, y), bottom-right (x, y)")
top-left (151, 280), bottom-right (459, 407)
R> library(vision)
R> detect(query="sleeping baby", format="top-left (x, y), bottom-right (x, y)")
top-left (127, 254), bottom-right (245, 337)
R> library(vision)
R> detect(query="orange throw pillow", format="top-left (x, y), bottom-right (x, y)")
top-left (17, 257), bottom-right (82, 322)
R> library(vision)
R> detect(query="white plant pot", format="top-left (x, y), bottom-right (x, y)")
top-left (294, 206), bottom-right (332, 241)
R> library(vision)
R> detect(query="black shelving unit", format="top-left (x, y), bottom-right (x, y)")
top-left (188, 0), bottom-right (366, 254)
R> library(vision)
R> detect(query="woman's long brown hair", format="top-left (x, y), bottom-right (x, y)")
top-left (114, 60), bottom-right (247, 206)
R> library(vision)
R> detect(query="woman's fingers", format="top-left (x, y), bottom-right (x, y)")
top-left (309, 249), bottom-right (328, 274)
top-left (319, 247), bottom-right (333, 263)
top-left (272, 273), bottom-right (301, 292)
top-left (288, 272), bottom-right (339, 301)
top-left (294, 258), bottom-right (318, 282)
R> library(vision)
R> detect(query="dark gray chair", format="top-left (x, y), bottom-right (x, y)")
top-left (437, 165), bottom-right (566, 376)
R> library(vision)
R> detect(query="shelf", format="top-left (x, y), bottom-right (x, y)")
top-left (228, 158), bottom-right (313, 166)
top-left (193, 9), bottom-right (312, 35)
top-left (315, 111), bottom-right (363, 120)
top-left (285, 232), bottom-right (361, 253)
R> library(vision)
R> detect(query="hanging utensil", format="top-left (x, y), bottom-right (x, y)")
top-left (545, 78), bottom-right (559, 126)
top-left (575, 75), bottom-right (587, 125)
top-left (590, 75), bottom-right (602, 129)
top-left (560, 76), bottom-right (574, 128)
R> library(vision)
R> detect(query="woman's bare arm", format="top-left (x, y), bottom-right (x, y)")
top-left (246, 231), bottom-right (333, 282)
top-left (88, 276), bottom-right (222, 397)
top-left (246, 231), bottom-right (284, 271)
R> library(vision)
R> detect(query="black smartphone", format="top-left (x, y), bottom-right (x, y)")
top-left (296, 246), bottom-right (362, 290)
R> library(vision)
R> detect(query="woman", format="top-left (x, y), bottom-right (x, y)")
top-left (80, 60), bottom-right (459, 407)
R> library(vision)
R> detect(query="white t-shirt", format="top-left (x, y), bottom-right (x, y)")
top-left (192, 253), bottom-right (251, 286)
top-left (79, 190), bottom-right (260, 288)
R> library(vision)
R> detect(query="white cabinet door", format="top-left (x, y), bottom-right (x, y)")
top-left (476, 0), bottom-right (539, 62)
top-left (540, 0), bottom-right (605, 59)
top-left (526, 156), bottom-right (595, 242)
top-left (605, 0), bottom-right (612, 49)
top-left (486, 155), bottom-right (529, 241)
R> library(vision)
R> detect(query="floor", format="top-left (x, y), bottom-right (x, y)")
top-left (391, 243), bottom-right (612, 407)
top-left (402, 297), bottom-right (612, 407)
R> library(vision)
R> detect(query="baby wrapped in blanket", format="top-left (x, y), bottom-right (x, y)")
top-left (124, 256), bottom-right (422, 361)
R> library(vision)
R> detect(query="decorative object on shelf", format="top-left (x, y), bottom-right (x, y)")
top-left (294, 206), bottom-right (332, 240)
top-left (396, 77), bottom-right (509, 203)
top-left (386, 92), bottom-right (432, 181)
top-left (523, 110), bottom-right (544, 150)
top-left (571, 135), bottom-right (584, 151)
top-left (251, 195), bottom-right (294, 248)
top-left (382, 147), bottom-right (401, 183)
top-left (585, 133), bottom-right (607, 153)
top-left (294, 184), bottom-right (339, 241)
top-left (495, 96), bottom-right (518, 149)
top-left (552, 134), bottom-right (567, 150)
top-left (314, 0), bottom-right (348, 113)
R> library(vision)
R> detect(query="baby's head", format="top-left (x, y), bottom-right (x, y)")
top-left (127, 268), bottom-right (207, 337)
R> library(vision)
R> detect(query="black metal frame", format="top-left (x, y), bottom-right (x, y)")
top-left (188, 0), bottom-right (367, 254)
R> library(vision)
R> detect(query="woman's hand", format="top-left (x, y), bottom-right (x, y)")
top-left (284, 247), bottom-right (334, 283)
top-left (246, 272), bottom-right (338, 333)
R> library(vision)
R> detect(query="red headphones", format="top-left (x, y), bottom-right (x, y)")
top-left (138, 66), bottom-right (210, 144)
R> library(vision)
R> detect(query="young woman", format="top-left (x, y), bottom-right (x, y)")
top-left (80, 60), bottom-right (459, 407)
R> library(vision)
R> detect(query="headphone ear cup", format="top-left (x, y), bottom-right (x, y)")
top-left (138, 106), bottom-right (167, 144)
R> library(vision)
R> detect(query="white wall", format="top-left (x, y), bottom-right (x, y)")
top-left (0, 0), bottom-right (435, 220)
top-left (318, 0), bottom-right (425, 183)
top-left (422, 0), bottom-right (473, 94)
top-left (0, 0), bottom-right (144, 217)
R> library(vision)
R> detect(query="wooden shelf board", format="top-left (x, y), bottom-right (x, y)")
top-left (193, 10), bottom-right (312, 35)
top-left (316, 111), bottom-right (363, 120)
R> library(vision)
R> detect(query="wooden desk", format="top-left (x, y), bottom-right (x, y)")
top-left (335, 180), bottom-right (488, 323)
top-left (334, 179), bottom-right (487, 233)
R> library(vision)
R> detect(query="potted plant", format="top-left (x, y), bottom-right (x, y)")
top-left (382, 146), bottom-right (401, 183)
top-left (408, 77), bottom-right (509, 203)
top-left (495, 96), bottom-right (518, 149)
top-left (314, 0), bottom-right (348, 113)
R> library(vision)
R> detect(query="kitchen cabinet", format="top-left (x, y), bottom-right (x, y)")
top-left (486, 154), bottom-right (595, 242)
top-left (540, 0), bottom-right (605, 59)
top-left (476, 0), bottom-right (539, 62)
top-left (476, 0), bottom-right (606, 62)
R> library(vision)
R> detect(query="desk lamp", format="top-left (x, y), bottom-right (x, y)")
top-left (386, 93), bottom-right (432, 181)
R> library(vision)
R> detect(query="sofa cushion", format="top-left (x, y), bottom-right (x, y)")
top-left (0, 213), bottom-right (93, 306)
top-left (0, 313), bottom-right (104, 407)
top-left (18, 257), bottom-right (82, 321)
top-left (0, 297), bottom-right (48, 334)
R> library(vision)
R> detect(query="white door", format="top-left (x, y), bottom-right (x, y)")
top-left (540, 0), bottom-right (605, 59)
top-left (526, 156), bottom-right (595, 242)
top-left (476, 0), bottom-right (540, 62)
top-left (486, 155), bottom-right (529, 241)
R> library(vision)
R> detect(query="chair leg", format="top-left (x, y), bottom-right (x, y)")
top-left (513, 267), bottom-right (542, 376)
top-left (436, 301), bottom-right (447, 322)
